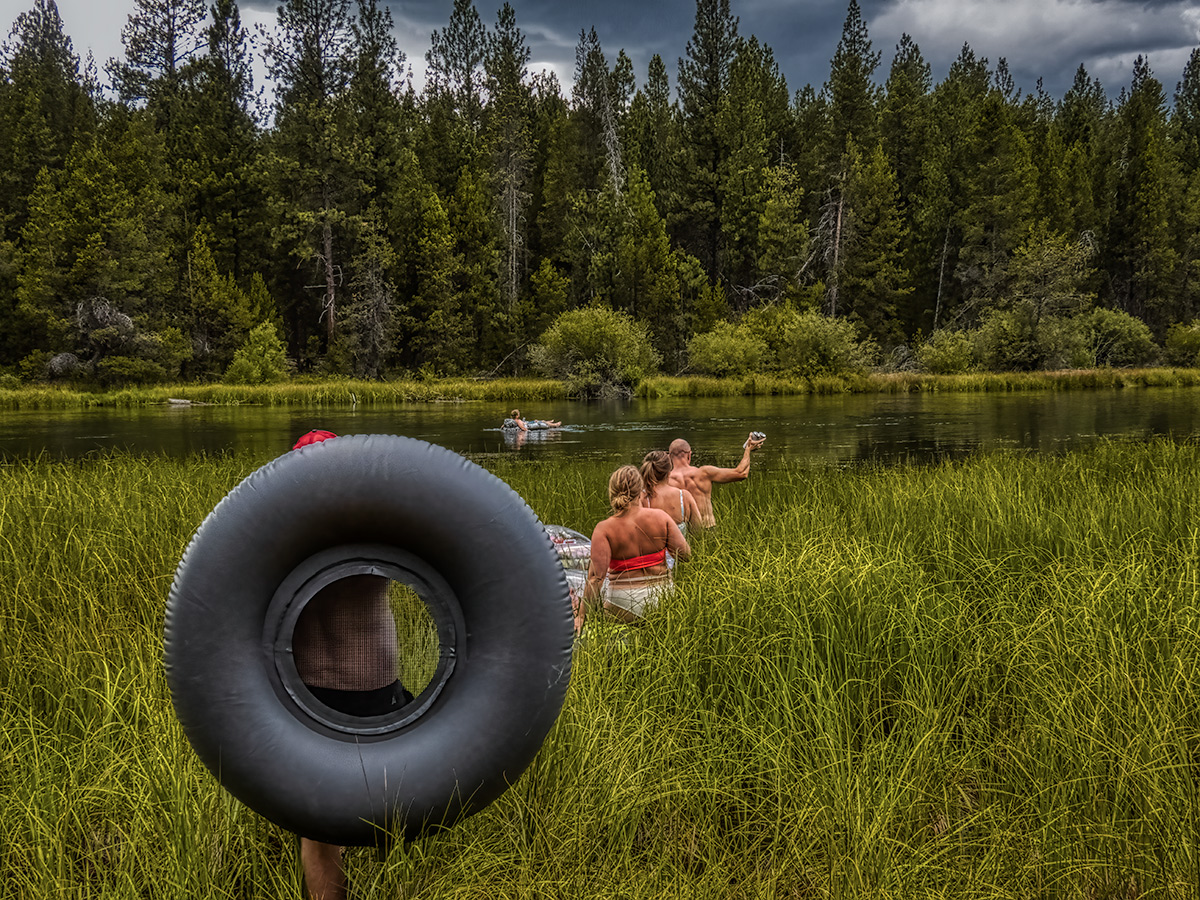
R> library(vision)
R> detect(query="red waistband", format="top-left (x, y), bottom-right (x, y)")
top-left (609, 548), bottom-right (667, 573)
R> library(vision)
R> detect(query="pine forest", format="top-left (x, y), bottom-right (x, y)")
top-left (2, 0), bottom-right (1200, 390)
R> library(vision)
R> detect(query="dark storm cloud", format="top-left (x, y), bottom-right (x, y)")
top-left (9, 0), bottom-right (1198, 102)
top-left (368, 0), bottom-right (853, 92)
top-left (870, 0), bottom-right (1200, 98)
top-left (359, 0), bottom-right (1199, 101)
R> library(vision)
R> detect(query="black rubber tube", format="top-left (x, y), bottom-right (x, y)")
top-left (164, 434), bottom-right (573, 846)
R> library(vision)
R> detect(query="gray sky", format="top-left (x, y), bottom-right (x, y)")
top-left (5, 0), bottom-right (1199, 103)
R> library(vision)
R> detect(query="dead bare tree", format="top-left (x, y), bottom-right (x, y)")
top-left (816, 180), bottom-right (855, 317)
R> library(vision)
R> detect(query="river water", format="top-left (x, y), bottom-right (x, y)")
top-left (3, 388), bottom-right (1199, 466)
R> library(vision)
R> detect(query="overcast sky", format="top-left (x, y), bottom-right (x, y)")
top-left (4, 0), bottom-right (1199, 104)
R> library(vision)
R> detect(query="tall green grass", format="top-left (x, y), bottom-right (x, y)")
top-left (3, 442), bottom-right (1199, 897)
top-left (639, 367), bottom-right (1200, 398)
top-left (4, 367), bottom-right (1200, 410)
top-left (0, 377), bottom-right (567, 410)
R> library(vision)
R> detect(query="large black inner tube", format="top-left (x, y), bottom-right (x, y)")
top-left (164, 434), bottom-right (573, 846)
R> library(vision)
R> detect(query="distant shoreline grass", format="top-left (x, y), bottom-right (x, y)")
top-left (638, 366), bottom-right (1200, 397)
top-left (3, 441), bottom-right (1200, 896)
top-left (2, 367), bottom-right (1200, 410)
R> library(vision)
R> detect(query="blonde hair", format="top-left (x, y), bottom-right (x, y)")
top-left (640, 450), bottom-right (671, 492)
top-left (510, 408), bottom-right (521, 418)
top-left (608, 465), bottom-right (645, 514)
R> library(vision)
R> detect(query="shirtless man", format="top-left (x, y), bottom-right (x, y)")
top-left (667, 433), bottom-right (765, 527)
top-left (293, 574), bottom-right (409, 900)
top-left (289, 430), bottom-right (410, 900)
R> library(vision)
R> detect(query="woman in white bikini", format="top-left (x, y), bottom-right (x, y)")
top-left (581, 466), bottom-right (690, 626)
top-left (640, 450), bottom-right (702, 538)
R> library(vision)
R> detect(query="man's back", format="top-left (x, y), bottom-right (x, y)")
top-left (667, 434), bottom-right (763, 527)
top-left (667, 463), bottom-right (718, 527)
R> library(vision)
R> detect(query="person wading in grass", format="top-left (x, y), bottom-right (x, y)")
top-left (289, 429), bottom-right (413, 900)
top-left (581, 465), bottom-right (690, 629)
top-left (667, 433), bottom-right (765, 528)
top-left (641, 450), bottom-right (702, 540)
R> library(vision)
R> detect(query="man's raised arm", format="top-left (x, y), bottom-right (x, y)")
top-left (702, 433), bottom-right (765, 484)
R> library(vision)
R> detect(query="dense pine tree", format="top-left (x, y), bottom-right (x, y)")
top-left (0, 0), bottom-right (95, 234)
top-left (625, 54), bottom-right (683, 221)
top-left (677, 0), bottom-right (738, 281)
top-left (260, 0), bottom-right (355, 354)
top-left (1105, 56), bottom-right (1179, 329)
top-left (107, 0), bottom-right (207, 108)
top-left (484, 2), bottom-right (533, 331)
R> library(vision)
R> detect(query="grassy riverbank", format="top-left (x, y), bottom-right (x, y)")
top-left (3, 367), bottom-right (1200, 409)
top-left (3, 442), bottom-right (1199, 897)
top-left (638, 366), bottom-right (1200, 397)
top-left (0, 377), bottom-right (569, 410)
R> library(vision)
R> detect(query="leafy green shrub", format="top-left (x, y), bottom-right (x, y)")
top-left (18, 351), bottom-right (53, 382)
top-left (973, 308), bottom-right (1090, 371)
top-left (976, 307), bottom-right (1157, 372)
top-left (1080, 308), bottom-right (1157, 367)
top-left (96, 356), bottom-right (167, 386)
top-left (529, 305), bottom-right (659, 398)
top-left (1164, 322), bottom-right (1200, 367)
top-left (743, 306), bottom-right (876, 377)
top-left (0, 373), bottom-right (20, 390)
top-left (686, 322), bottom-right (767, 376)
top-left (916, 330), bottom-right (975, 374)
top-left (224, 322), bottom-right (289, 385)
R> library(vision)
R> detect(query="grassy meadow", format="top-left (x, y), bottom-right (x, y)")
top-left (2, 441), bottom-right (1200, 897)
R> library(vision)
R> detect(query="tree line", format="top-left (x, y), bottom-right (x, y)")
top-left (1, 0), bottom-right (1198, 387)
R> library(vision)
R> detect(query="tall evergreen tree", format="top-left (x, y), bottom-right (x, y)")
top-left (174, 0), bottom-right (264, 280)
top-left (573, 27), bottom-right (624, 193)
top-left (717, 37), bottom-right (772, 300)
top-left (880, 33), bottom-right (931, 209)
top-left (756, 163), bottom-right (809, 306)
top-left (824, 0), bottom-right (881, 170)
top-left (840, 140), bottom-right (911, 344)
top-left (609, 49), bottom-right (636, 130)
top-left (1105, 56), bottom-right (1179, 329)
top-left (790, 83), bottom-right (829, 224)
top-left (425, 0), bottom-right (486, 134)
top-left (816, 1), bottom-right (883, 319)
top-left (677, 0), bottom-right (738, 280)
top-left (954, 90), bottom-right (1036, 309)
top-left (484, 3), bottom-right (533, 326)
top-left (186, 227), bottom-right (257, 375)
top-left (880, 33), bottom-right (933, 332)
top-left (0, 0), bottom-right (95, 235)
top-left (404, 183), bottom-right (462, 371)
top-left (1058, 64), bottom-right (1107, 150)
top-left (527, 74), bottom-right (573, 269)
top-left (625, 54), bottom-right (683, 221)
top-left (347, 0), bottom-right (406, 202)
top-left (447, 167), bottom-right (497, 371)
top-left (107, 0), bottom-right (208, 107)
top-left (915, 43), bottom-right (990, 328)
top-left (1173, 50), bottom-right (1200, 319)
top-left (17, 120), bottom-right (172, 361)
top-left (260, 0), bottom-right (355, 350)
top-left (1172, 48), bottom-right (1200, 176)
top-left (342, 207), bottom-right (396, 379)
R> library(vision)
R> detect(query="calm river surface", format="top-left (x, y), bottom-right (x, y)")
top-left (3, 388), bottom-right (1200, 466)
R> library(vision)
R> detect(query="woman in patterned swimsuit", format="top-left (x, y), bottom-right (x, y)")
top-left (582, 465), bottom-right (690, 626)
